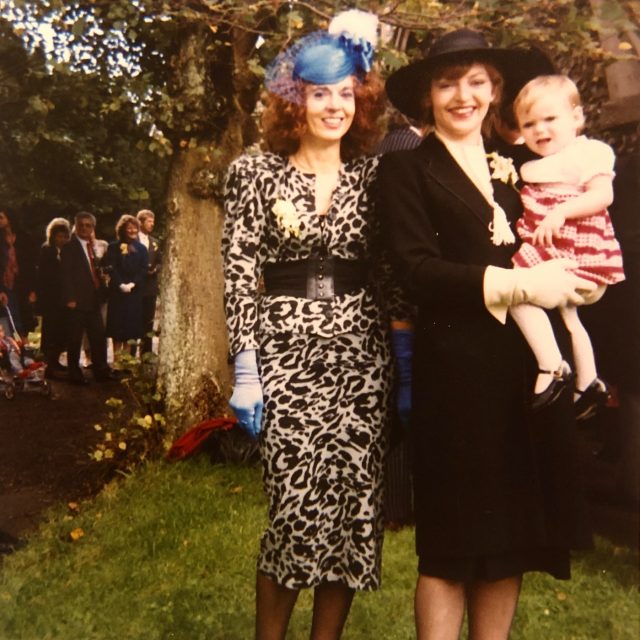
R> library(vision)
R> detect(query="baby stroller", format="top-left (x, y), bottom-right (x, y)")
top-left (0, 303), bottom-right (50, 400)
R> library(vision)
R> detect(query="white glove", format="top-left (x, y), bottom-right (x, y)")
top-left (119, 282), bottom-right (134, 293)
top-left (229, 349), bottom-right (264, 439)
top-left (484, 259), bottom-right (597, 324)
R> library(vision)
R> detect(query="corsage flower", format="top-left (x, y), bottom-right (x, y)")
top-left (487, 152), bottom-right (519, 188)
top-left (272, 199), bottom-right (301, 238)
top-left (120, 243), bottom-right (128, 255)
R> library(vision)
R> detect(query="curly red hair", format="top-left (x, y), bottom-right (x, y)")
top-left (261, 73), bottom-right (385, 160)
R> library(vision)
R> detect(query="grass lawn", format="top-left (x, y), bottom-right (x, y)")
top-left (0, 459), bottom-right (637, 639)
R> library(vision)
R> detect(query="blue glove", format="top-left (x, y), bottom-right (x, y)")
top-left (229, 349), bottom-right (264, 439)
top-left (391, 328), bottom-right (414, 429)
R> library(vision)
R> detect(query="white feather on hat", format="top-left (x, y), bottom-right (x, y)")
top-left (328, 9), bottom-right (378, 47)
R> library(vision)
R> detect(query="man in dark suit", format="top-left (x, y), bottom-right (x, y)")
top-left (136, 209), bottom-right (161, 355)
top-left (61, 211), bottom-right (115, 384)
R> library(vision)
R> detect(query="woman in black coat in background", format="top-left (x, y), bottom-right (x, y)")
top-left (37, 217), bottom-right (71, 372)
top-left (105, 214), bottom-right (147, 358)
top-left (378, 30), bottom-right (595, 638)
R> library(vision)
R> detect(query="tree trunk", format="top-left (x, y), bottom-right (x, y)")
top-left (156, 21), bottom-right (259, 435)
top-left (158, 146), bottom-right (231, 431)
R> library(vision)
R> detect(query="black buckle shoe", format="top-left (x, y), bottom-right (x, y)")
top-left (574, 378), bottom-right (610, 421)
top-left (531, 362), bottom-right (573, 412)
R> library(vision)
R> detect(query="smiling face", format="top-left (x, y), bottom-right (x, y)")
top-left (124, 222), bottom-right (139, 242)
top-left (429, 63), bottom-right (497, 143)
top-left (301, 76), bottom-right (356, 145)
top-left (516, 93), bottom-right (583, 157)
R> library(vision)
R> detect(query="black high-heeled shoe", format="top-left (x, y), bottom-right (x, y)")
top-left (531, 362), bottom-right (573, 412)
top-left (574, 377), bottom-right (610, 421)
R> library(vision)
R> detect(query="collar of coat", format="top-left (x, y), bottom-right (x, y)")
top-left (413, 132), bottom-right (519, 229)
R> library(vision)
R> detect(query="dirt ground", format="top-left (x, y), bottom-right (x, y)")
top-left (0, 375), bottom-right (637, 555)
top-left (0, 373), bottom-right (121, 553)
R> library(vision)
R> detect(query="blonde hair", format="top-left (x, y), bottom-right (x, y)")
top-left (45, 217), bottom-right (70, 245)
top-left (514, 75), bottom-right (583, 125)
top-left (136, 209), bottom-right (155, 224)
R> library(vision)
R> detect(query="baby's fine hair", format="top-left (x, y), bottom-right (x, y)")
top-left (514, 74), bottom-right (582, 120)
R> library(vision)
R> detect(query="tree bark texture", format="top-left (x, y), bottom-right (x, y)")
top-left (157, 22), bottom-right (260, 434)
top-left (158, 146), bottom-right (231, 431)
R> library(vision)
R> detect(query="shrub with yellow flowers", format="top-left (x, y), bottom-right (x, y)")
top-left (90, 347), bottom-right (169, 471)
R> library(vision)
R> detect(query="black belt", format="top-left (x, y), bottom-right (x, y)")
top-left (263, 257), bottom-right (369, 300)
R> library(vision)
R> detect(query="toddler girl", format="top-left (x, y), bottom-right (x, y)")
top-left (509, 75), bottom-right (625, 419)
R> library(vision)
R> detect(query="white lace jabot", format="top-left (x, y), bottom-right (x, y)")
top-left (435, 130), bottom-right (515, 246)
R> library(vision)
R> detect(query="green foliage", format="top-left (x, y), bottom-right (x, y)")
top-left (0, 461), bottom-right (638, 639)
top-left (91, 350), bottom-right (167, 470)
top-left (1, 0), bottom-right (630, 225)
top-left (0, 18), bottom-right (168, 229)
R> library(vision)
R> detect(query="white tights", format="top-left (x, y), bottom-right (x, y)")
top-left (509, 295), bottom-right (603, 395)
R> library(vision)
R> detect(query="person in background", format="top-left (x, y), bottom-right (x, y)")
top-left (37, 217), bottom-right (71, 377)
top-left (379, 29), bottom-right (594, 639)
top-left (223, 10), bottom-right (406, 639)
top-left (61, 211), bottom-right (115, 384)
top-left (374, 114), bottom-right (427, 530)
top-left (509, 75), bottom-right (624, 419)
top-left (582, 146), bottom-right (640, 506)
top-left (0, 210), bottom-right (37, 339)
top-left (105, 214), bottom-right (148, 360)
top-left (136, 209), bottom-right (161, 355)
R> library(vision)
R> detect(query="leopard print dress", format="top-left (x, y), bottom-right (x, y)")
top-left (222, 152), bottom-right (400, 591)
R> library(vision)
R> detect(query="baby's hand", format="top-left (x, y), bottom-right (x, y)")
top-left (532, 210), bottom-right (565, 246)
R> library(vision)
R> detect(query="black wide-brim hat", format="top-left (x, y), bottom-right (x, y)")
top-left (386, 29), bottom-right (555, 120)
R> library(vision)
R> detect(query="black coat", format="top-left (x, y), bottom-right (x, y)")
top-left (141, 234), bottom-right (161, 298)
top-left (37, 244), bottom-right (65, 313)
top-left (60, 236), bottom-right (104, 312)
top-left (378, 133), bottom-right (590, 559)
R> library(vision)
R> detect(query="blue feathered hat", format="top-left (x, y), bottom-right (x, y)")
top-left (265, 9), bottom-right (378, 104)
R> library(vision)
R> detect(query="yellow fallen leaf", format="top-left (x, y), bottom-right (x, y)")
top-left (230, 486), bottom-right (243, 494)
top-left (70, 528), bottom-right (85, 541)
top-left (68, 502), bottom-right (79, 511)
top-left (618, 41), bottom-right (632, 50)
top-left (557, 591), bottom-right (567, 601)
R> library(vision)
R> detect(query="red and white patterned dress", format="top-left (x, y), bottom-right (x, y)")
top-left (512, 136), bottom-right (625, 285)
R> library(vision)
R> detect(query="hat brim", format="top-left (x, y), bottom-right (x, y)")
top-left (386, 47), bottom-right (555, 121)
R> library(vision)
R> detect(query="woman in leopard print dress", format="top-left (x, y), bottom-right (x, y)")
top-left (222, 10), bottom-right (406, 639)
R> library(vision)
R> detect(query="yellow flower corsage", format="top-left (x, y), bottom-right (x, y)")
top-left (120, 243), bottom-right (128, 255)
top-left (487, 152), bottom-right (519, 188)
top-left (272, 199), bottom-right (301, 238)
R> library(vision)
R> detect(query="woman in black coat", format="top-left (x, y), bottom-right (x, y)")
top-left (378, 30), bottom-right (594, 638)
top-left (105, 214), bottom-right (148, 358)
top-left (37, 217), bottom-right (71, 372)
